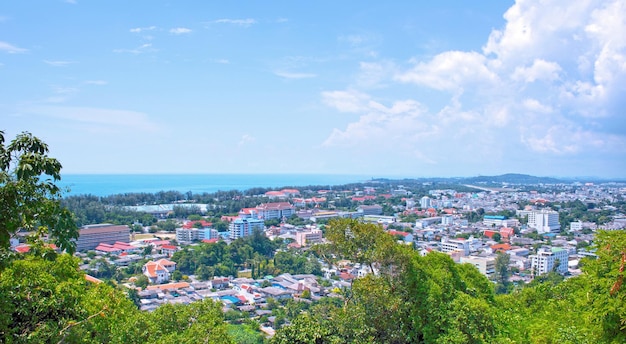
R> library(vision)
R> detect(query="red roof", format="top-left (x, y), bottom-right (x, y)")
top-left (182, 220), bottom-right (212, 229)
top-left (202, 238), bottom-right (219, 244)
top-left (14, 243), bottom-right (57, 253)
top-left (161, 245), bottom-right (178, 250)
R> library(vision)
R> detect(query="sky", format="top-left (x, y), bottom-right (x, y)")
top-left (1, 0), bottom-right (625, 178)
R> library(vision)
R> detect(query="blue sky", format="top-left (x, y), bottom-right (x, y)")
top-left (1, 0), bottom-right (625, 178)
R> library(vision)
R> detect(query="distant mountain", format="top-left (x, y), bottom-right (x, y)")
top-left (460, 173), bottom-right (564, 185)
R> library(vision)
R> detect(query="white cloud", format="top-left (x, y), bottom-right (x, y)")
top-left (322, 90), bottom-right (371, 113)
top-left (0, 41), bottom-right (27, 54)
top-left (113, 43), bottom-right (155, 54)
top-left (238, 134), bottom-right (256, 146)
top-left (43, 60), bottom-right (76, 67)
top-left (274, 71), bottom-right (317, 79)
top-left (170, 27), bottom-right (192, 35)
top-left (22, 106), bottom-right (160, 133)
top-left (213, 18), bottom-right (256, 27)
top-left (522, 98), bottom-right (553, 114)
top-left (395, 51), bottom-right (498, 92)
top-left (212, 59), bottom-right (230, 64)
top-left (321, 0), bottom-right (626, 174)
top-left (85, 80), bottom-right (107, 85)
top-left (130, 26), bottom-right (156, 33)
top-left (511, 59), bottom-right (562, 83)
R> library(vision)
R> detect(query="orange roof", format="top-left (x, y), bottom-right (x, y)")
top-left (388, 230), bottom-right (409, 237)
top-left (143, 259), bottom-right (176, 278)
top-left (202, 238), bottom-right (219, 244)
top-left (146, 282), bottom-right (190, 291)
top-left (491, 243), bottom-right (512, 252)
top-left (85, 274), bottom-right (103, 284)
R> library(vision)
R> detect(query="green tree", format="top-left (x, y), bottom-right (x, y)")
top-left (0, 131), bottom-right (78, 252)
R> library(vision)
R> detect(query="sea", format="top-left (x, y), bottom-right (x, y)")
top-left (57, 174), bottom-right (372, 197)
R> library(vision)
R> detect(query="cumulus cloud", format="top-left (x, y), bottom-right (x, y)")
top-left (320, 0), bottom-right (626, 175)
top-left (395, 51), bottom-right (498, 92)
top-left (170, 27), bottom-right (192, 35)
top-left (0, 41), bottom-right (27, 54)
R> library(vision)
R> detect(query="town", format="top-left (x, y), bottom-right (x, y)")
top-left (10, 176), bottom-right (624, 337)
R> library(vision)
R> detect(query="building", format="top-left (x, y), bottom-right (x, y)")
top-left (570, 220), bottom-right (583, 231)
top-left (295, 229), bottom-right (323, 247)
top-left (460, 256), bottom-right (496, 278)
top-left (142, 258), bottom-right (177, 284)
top-left (441, 238), bottom-right (470, 256)
top-left (357, 204), bottom-right (383, 216)
top-left (176, 228), bottom-right (200, 243)
top-left (530, 246), bottom-right (569, 275)
top-left (202, 228), bottom-right (219, 241)
top-left (527, 210), bottom-right (560, 234)
top-left (441, 215), bottom-right (454, 226)
top-left (74, 224), bottom-right (130, 252)
top-left (229, 218), bottom-right (265, 240)
top-left (255, 202), bottom-right (295, 220)
top-left (420, 196), bottom-right (431, 209)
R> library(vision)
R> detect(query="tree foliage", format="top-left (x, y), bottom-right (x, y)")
top-left (0, 131), bottom-right (77, 253)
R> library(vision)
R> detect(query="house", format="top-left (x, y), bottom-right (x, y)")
top-left (160, 244), bottom-right (179, 257)
top-left (142, 259), bottom-right (176, 284)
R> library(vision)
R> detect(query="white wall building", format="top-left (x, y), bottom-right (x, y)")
top-left (420, 196), bottom-right (431, 209)
top-left (229, 218), bottom-right (265, 240)
top-left (441, 238), bottom-right (470, 256)
top-left (528, 210), bottom-right (560, 234)
top-left (460, 256), bottom-right (496, 278)
top-left (295, 229), bottom-right (323, 247)
top-left (530, 246), bottom-right (569, 275)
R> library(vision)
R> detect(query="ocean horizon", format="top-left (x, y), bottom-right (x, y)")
top-left (58, 173), bottom-right (374, 197)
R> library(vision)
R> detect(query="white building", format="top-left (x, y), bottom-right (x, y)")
top-left (530, 246), bottom-right (569, 275)
top-left (441, 238), bottom-right (470, 256)
top-left (176, 228), bottom-right (200, 243)
top-left (142, 258), bottom-right (176, 284)
top-left (460, 256), bottom-right (496, 278)
top-left (528, 210), bottom-right (560, 234)
top-left (420, 196), bottom-right (431, 209)
top-left (229, 218), bottom-right (265, 240)
top-left (441, 215), bottom-right (454, 226)
top-left (570, 220), bottom-right (583, 231)
top-left (295, 229), bottom-right (323, 247)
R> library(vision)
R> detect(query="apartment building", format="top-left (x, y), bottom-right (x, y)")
top-left (530, 246), bottom-right (569, 275)
top-left (295, 229), bottom-right (323, 247)
top-left (229, 218), bottom-right (265, 240)
top-left (460, 255), bottom-right (496, 278)
top-left (527, 210), bottom-right (560, 233)
top-left (74, 224), bottom-right (130, 252)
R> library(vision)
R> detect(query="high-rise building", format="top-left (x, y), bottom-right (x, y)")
top-left (527, 210), bottom-right (560, 233)
top-left (229, 218), bottom-right (265, 240)
top-left (420, 196), bottom-right (431, 209)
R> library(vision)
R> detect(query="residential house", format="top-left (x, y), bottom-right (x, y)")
top-left (143, 258), bottom-right (177, 284)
